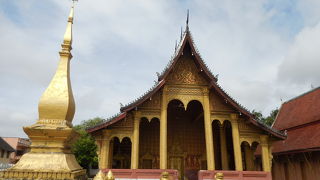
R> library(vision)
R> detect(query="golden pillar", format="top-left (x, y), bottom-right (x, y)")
top-left (230, 114), bottom-right (243, 171)
top-left (260, 135), bottom-right (271, 172)
top-left (220, 125), bottom-right (229, 170)
top-left (203, 89), bottom-right (215, 170)
top-left (0, 4), bottom-right (86, 179)
top-left (160, 87), bottom-right (168, 169)
top-left (100, 135), bottom-right (110, 169)
top-left (131, 111), bottom-right (141, 169)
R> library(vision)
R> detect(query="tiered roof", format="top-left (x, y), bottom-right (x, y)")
top-left (272, 87), bottom-right (320, 154)
top-left (87, 27), bottom-right (286, 139)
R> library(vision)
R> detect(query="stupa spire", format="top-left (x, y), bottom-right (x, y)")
top-left (37, 3), bottom-right (76, 127)
top-left (63, 3), bottom-right (74, 48)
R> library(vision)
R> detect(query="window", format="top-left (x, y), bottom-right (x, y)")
top-left (6, 151), bottom-right (10, 158)
top-left (1, 149), bottom-right (4, 158)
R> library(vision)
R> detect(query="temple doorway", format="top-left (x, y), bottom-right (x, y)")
top-left (110, 137), bottom-right (132, 169)
top-left (212, 120), bottom-right (235, 170)
top-left (139, 117), bottom-right (160, 169)
top-left (167, 100), bottom-right (206, 180)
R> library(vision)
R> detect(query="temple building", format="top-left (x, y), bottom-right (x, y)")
top-left (271, 87), bottom-right (320, 180)
top-left (87, 24), bottom-right (286, 180)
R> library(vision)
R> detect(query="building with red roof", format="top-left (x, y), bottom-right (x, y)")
top-left (272, 87), bottom-right (320, 180)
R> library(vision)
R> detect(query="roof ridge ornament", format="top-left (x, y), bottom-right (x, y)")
top-left (175, 40), bottom-right (177, 53)
top-left (180, 26), bottom-right (183, 41)
top-left (186, 9), bottom-right (189, 30)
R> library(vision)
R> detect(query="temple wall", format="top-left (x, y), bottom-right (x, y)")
top-left (272, 152), bottom-right (320, 180)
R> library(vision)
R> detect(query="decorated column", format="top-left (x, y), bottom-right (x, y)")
top-left (160, 86), bottom-right (168, 169)
top-left (131, 111), bottom-right (141, 169)
top-left (203, 88), bottom-right (215, 170)
top-left (260, 135), bottom-right (271, 172)
top-left (231, 114), bottom-right (243, 171)
top-left (100, 135), bottom-right (110, 169)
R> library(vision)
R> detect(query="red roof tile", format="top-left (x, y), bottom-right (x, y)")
top-left (273, 87), bottom-right (320, 130)
top-left (272, 122), bottom-right (320, 154)
top-left (272, 87), bottom-right (320, 154)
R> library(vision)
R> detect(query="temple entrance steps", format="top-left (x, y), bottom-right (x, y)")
top-left (101, 169), bottom-right (272, 180)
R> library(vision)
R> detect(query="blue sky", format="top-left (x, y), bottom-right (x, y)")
top-left (1, 0), bottom-right (320, 137)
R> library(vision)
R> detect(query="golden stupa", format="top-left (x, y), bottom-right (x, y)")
top-left (0, 3), bottom-right (86, 180)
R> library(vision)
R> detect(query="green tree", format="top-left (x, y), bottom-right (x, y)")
top-left (72, 117), bottom-right (104, 170)
top-left (251, 110), bottom-right (264, 122)
top-left (251, 109), bottom-right (279, 127)
top-left (264, 109), bottom-right (279, 126)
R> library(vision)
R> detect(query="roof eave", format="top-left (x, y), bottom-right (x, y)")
top-left (87, 112), bottom-right (127, 133)
top-left (120, 80), bottom-right (166, 112)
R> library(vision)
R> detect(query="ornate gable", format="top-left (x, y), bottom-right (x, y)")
top-left (139, 91), bottom-right (161, 110)
top-left (166, 43), bottom-right (208, 86)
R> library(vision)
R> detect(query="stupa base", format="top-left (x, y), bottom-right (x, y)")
top-left (0, 152), bottom-right (87, 180)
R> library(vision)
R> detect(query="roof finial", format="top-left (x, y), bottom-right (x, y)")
top-left (61, 2), bottom-right (75, 53)
top-left (180, 26), bottom-right (183, 41)
top-left (175, 40), bottom-right (177, 53)
top-left (186, 9), bottom-right (189, 30)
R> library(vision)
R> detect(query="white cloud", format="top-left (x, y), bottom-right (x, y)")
top-left (0, 0), bottom-right (319, 137)
top-left (277, 22), bottom-right (320, 87)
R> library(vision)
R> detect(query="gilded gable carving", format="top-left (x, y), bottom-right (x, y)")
top-left (166, 56), bottom-right (207, 85)
top-left (167, 86), bottom-right (204, 96)
top-left (139, 91), bottom-right (161, 109)
top-left (109, 113), bottom-right (133, 130)
top-left (209, 91), bottom-right (235, 112)
top-left (238, 119), bottom-right (262, 134)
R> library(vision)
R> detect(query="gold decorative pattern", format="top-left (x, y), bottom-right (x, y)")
top-left (166, 56), bottom-right (207, 85)
top-left (238, 121), bottom-right (261, 134)
top-left (239, 137), bottom-right (261, 146)
top-left (140, 91), bottom-right (161, 109)
top-left (109, 113), bottom-right (133, 129)
top-left (209, 91), bottom-right (235, 112)
top-left (167, 86), bottom-right (204, 96)
top-left (141, 110), bottom-right (161, 121)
